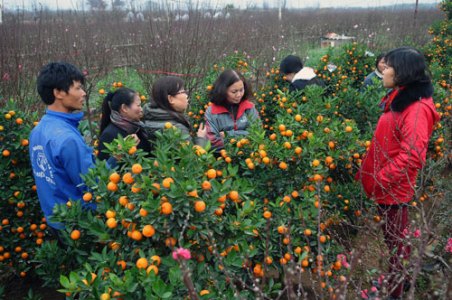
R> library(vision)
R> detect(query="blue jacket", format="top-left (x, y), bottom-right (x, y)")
top-left (29, 110), bottom-right (96, 229)
top-left (363, 70), bottom-right (383, 88)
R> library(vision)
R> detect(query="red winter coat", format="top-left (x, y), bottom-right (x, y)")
top-left (358, 83), bottom-right (440, 205)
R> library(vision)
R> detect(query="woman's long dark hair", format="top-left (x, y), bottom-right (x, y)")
top-left (384, 47), bottom-right (431, 87)
top-left (385, 47), bottom-right (433, 112)
top-left (100, 87), bottom-right (137, 134)
top-left (209, 69), bottom-right (252, 106)
top-left (151, 76), bottom-right (191, 128)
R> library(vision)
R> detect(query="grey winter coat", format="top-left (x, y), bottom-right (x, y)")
top-left (142, 104), bottom-right (206, 147)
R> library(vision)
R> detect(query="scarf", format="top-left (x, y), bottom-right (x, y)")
top-left (144, 103), bottom-right (191, 130)
top-left (292, 67), bottom-right (317, 82)
top-left (110, 110), bottom-right (146, 135)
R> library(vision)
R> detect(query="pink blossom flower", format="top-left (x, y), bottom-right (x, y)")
top-left (337, 253), bottom-right (346, 261)
top-left (360, 289), bottom-right (369, 299)
top-left (445, 238), bottom-right (452, 253)
top-left (413, 229), bottom-right (421, 238)
top-left (2, 73), bottom-right (10, 81)
top-left (403, 228), bottom-right (409, 236)
top-left (337, 254), bottom-right (350, 268)
top-left (172, 247), bottom-right (191, 260)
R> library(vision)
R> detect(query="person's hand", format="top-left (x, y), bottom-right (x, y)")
top-left (129, 133), bottom-right (140, 145)
top-left (197, 123), bottom-right (207, 139)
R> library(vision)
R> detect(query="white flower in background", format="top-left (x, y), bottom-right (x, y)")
top-left (327, 63), bottom-right (337, 72)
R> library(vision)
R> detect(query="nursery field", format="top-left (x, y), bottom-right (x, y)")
top-left (0, 2), bottom-right (451, 300)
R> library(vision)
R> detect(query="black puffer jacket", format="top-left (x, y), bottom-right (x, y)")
top-left (97, 123), bottom-right (152, 160)
top-left (289, 67), bottom-right (325, 92)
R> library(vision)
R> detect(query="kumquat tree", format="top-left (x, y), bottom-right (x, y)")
top-left (0, 1), bottom-right (451, 300)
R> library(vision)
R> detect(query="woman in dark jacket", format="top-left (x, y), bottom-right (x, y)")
top-left (363, 52), bottom-right (386, 88)
top-left (358, 47), bottom-right (439, 300)
top-left (143, 76), bottom-right (207, 146)
top-left (98, 87), bottom-right (151, 160)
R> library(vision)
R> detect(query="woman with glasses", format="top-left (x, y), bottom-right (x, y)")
top-left (98, 87), bottom-right (152, 160)
top-left (143, 76), bottom-right (207, 146)
top-left (205, 69), bottom-right (260, 150)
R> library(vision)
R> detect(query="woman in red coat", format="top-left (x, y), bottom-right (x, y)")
top-left (358, 47), bottom-right (440, 300)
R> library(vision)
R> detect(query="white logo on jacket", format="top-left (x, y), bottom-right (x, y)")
top-left (32, 145), bottom-right (55, 185)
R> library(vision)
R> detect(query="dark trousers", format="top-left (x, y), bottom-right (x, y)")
top-left (378, 204), bottom-right (411, 298)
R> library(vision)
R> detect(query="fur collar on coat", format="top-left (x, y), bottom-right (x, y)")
top-left (389, 81), bottom-right (433, 113)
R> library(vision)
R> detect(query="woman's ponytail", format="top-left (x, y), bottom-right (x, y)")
top-left (99, 91), bottom-right (114, 135)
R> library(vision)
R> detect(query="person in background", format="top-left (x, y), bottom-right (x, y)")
top-left (29, 62), bottom-right (96, 233)
top-left (358, 47), bottom-right (440, 300)
top-left (204, 69), bottom-right (260, 150)
top-left (279, 54), bottom-right (325, 92)
top-left (143, 76), bottom-right (207, 146)
top-left (363, 52), bottom-right (386, 88)
top-left (98, 87), bottom-right (151, 161)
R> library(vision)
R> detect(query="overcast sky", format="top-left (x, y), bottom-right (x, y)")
top-left (2, 0), bottom-right (440, 11)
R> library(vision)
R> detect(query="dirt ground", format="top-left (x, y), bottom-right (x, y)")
top-left (1, 272), bottom-right (64, 300)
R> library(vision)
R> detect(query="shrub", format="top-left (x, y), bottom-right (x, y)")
top-left (0, 101), bottom-right (49, 279)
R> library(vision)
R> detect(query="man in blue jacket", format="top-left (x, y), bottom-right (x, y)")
top-left (29, 62), bottom-right (96, 231)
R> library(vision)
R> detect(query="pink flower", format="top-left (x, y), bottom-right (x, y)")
top-left (337, 254), bottom-right (346, 261)
top-left (403, 228), bottom-right (409, 236)
top-left (413, 229), bottom-right (421, 238)
top-left (445, 238), bottom-right (452, 254)
top-left (337, 253), bottom-right (350, 268)
top-left (172, 247), bottom-right (191, 260)
top-left (2, 73), bottom-right (10, 81)
top-left (378, 274), bottom-right (385, 285)
top-left (360, 289), bottom-right (369, 299)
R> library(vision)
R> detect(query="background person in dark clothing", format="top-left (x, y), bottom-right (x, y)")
top-left (98, 87), bottom-right (151, 160)
top-left (363, 52), bottom-right (386, 88)
top-left (279, 55), bottom-right (325, 92)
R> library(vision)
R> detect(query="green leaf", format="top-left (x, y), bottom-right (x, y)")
top-left (59, 275), bottom-right (70, 289)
